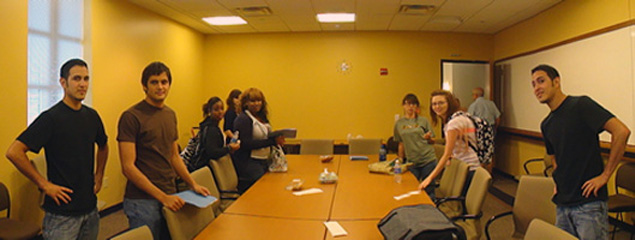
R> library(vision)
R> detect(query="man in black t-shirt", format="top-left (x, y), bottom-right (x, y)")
top-left (6, 59), bottom-right (108, 239)
top-left (531, 64), bottom-right (630, 240)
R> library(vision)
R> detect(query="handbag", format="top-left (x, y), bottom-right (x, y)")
top-left (378, 204), bottom-right (466, 240)
top-left (368, 158), bottom-right (412, 174)
top-left (268, 145), bottom-right (288, 172)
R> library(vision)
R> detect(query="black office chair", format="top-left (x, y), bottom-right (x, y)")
top-left (523, 153), bottom-right (553, 177)
top-left (608, 162), bottom-right (635, 239)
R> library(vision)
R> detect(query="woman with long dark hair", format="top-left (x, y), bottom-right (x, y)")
top-left (233, 88), bottom-right (284, 193)
top-left (195, 97), bottom-right (240, 171)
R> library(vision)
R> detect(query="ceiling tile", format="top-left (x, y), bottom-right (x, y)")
top-left (389, 14), bottom-right (431, 31)
top-left (130, 0), bottom-right (562, 34)
top-left (320, 23), bottom-right (355, 31)
top-left (312, 0), bottom-right (356, 13)
top-left (215, 0), bottom-right (269, 9)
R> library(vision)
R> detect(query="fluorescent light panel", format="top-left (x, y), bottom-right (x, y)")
top-left (317, 13), bottom-right (355, 23)
top-left (202, 16), bottom-right (247, 26)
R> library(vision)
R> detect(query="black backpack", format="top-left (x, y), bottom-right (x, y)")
top-left (180, 126), bottom-right (209, 172)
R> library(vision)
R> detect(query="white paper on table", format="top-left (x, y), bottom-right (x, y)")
top-left (324, 221), bottom-right (348, 237)
top-left (292, 188), bottom-right (323, 196)
top-left (393, 190), bottom-right (422, 200)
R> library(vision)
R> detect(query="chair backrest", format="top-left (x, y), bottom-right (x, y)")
top-left (31, 155), bottom-right (47, 206)
top-left (190, 167), bottom-right (222, 216)
top-left (0, 182), bottom-right (10, 217)
top-left (348, 138), bottom-right (381, 155)
top-left (542, 153), bottom-right (554, 176)
top-left (162, 203), bottom-right (215, 240)
top-left (512, 176), bottom-right (557, 236)
top-left (464, 167), bottom-right (492, 216)
top-left (191, 167), bottom-right (220, 199)
top-left (450, 160), bottom-right (469, 197)
top-left (437, 159), bottom-right (469, 198)
top-left (300, 139), bottom-right (333, 155)
top-left (31, 155), bottom-right (47, 179)
top-left (436, 159), bottom-right (458, 198)
top-left (209, 155), bottom-right (238, 192)
top-left (462, 167), bottom-right (492, 240)
top-left (433, 143), bottom-right (445, 160)
top-left (524, 219), bottom-right (577, 240)
top-left (110, 225), bottom-right (153, 240)
top-left (616, 162), bottom-right (635, 192)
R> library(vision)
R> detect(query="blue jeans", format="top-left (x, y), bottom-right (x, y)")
top-left (556, 200), bottom-right (608, 240)
top-left (123, 198), bottom-right (170, 240)
top-left (43, 209), bottom-right (99, 240)
top-left (409, 161), bottom-right (437, 201)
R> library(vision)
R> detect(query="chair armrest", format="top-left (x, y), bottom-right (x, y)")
top-left (543, 165), bottom-right (553, 177)
top-left (435, 196), bottom-right (465, 207)
top-left (451, 211), bottom-right (483, 221)
top-left (484, 211), bottom-right (512, 240)
top-left (436, 196), bottom-right (468, 217)
top-left (220, 190), bottom-right (240, 200)
top-left (523, 158), bottom-right (544, 174)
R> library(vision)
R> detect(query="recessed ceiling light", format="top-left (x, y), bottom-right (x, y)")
top-left (202, 16), bottom-right (247, 26)
top-left (316, 13), bottom-right (355, 23)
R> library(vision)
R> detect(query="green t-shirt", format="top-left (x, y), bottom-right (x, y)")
top-left (393, 116), bottom-right (437, 166)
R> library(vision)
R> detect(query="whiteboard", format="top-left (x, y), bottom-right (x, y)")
top-left (496, 26), bottom-right (635, 145)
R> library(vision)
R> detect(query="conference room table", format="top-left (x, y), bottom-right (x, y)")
top-left (194, 154), bottom-right (433, 239)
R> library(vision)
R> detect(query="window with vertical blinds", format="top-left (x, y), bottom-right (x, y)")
top-left (28, 0), bottom-right (84, 124)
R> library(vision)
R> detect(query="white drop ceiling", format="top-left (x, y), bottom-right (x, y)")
top-left (128, 0), bottom-right (562, 34)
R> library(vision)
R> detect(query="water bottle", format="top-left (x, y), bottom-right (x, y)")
top-left (393, 159), bottom-right (402, 183)
top-left (230, 131), bottom-right (239, 143)
top-left (379, 144), bottom-right (387, 162)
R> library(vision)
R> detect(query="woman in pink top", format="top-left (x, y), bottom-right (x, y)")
top-left (418, 90), bottom-right (480, 196)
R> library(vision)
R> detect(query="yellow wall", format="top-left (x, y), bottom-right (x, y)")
top-left (203, 32), bottom-right (493, 139)
top-left (0, 0), bottom-right (205, 225)
top-left (91, 0), bottom-right (205, 210)
top-left (493, 0), bottom-right (635, 176)
top-left (0, 0), bottom-right (38, 224)
top-left (494, 0), bottom-right (632, 60)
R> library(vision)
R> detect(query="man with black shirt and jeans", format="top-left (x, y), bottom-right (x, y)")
top-left (531, 64), bottom-right (630, 240)
top-left (6, 58), bottom-right (108, 239)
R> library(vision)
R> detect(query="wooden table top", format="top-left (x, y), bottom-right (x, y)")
top-left (331, 154), bottom-right (432, 220)
top-left (193, 214), bottom-right (326, 240)
top-left (222, 155), bottom-right (340, 220)
top-left (196, 154), bottom-right (433, 239)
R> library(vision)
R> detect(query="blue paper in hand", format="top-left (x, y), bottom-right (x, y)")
top-left (173, 190), bottom-right (217, 208)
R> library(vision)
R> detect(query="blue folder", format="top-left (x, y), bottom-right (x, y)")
top-left (173, 190), bottom-right (218, 208)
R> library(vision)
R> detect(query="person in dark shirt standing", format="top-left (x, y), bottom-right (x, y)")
top-left (6, 58), bottom-right (108, 239)
top-left (532, 64), bottom-right (630, 240)
top-left (223, 89), bottom-right (241, 136)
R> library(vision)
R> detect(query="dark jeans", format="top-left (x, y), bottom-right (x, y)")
top-left (237, 158), bottom-right (269, 194)
top-left (409, 161), bottom-right (438, 201)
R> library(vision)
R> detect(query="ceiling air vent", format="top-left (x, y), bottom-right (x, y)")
top-left (399, 4), bottom-right (436, 15)
top-left (236, 6), bottom-right (273, 17)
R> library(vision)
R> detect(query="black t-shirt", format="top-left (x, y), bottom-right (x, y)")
top-left (18, 101), bottom-right (107, 216)
top-left (541, 96), bottom-right (614, 206)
